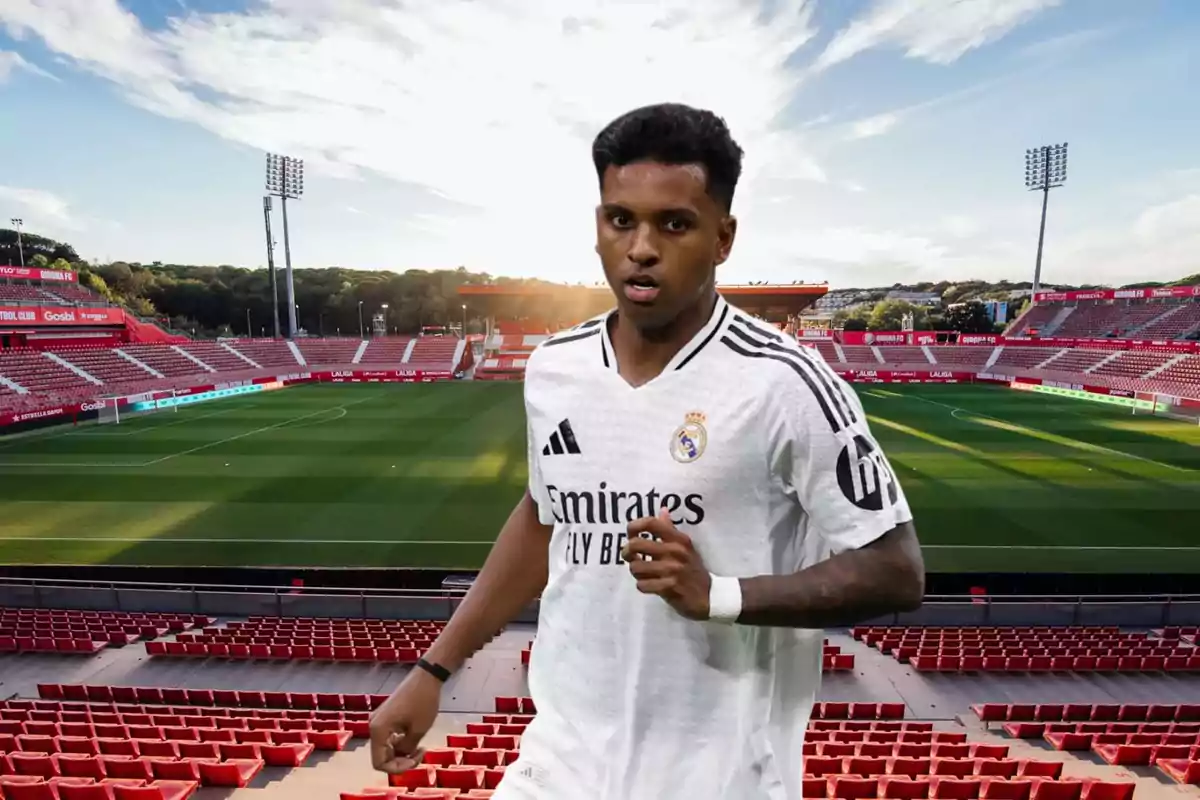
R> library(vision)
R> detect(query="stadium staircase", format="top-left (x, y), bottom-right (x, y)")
top-left (358, 338), bottom-right (412, 366)
top-left (1145, 354), bottom-right (1191, 380)
top-left (173, 342), bottom-right (245, 372)
top-left (1129, 305), bottom-right (1190, 337)
top-left (297, 339), bottom-right (363, 368)
top-left (42, 352), bottom-right (103, 386)
top-left (124, 315), bottom-right (188, 345)
top-left (1138, 304), bottom-right (1200, 339)
top-left (0, 374), bottom-right (27, 394)
top-left (115, 349), bottom-right (164, 379)
top-left (287, 341), bottom-right (306, 366)
top-left (404, 338), bottom-right (458, 371)
top-left (1083, 351), bottom-right (1124, 374)
top-left (123, 345), bottom-right (210, 378)
top-left (1007, 305), bottom-right (1075, 337)
top-left (227, 340), bottom-right (300, 369)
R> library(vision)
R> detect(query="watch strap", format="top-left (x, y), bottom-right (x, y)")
top-left (416, 657), bottom-right (452, 682)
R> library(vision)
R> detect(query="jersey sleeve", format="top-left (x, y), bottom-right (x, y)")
top-left (524, 374), bottom-right (556, 526)
top-left (776, 366), bottom-right (912, 553)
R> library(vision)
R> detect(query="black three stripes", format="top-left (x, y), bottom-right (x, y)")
top-left (723, 316), bottom-right (858, 433)
top-left (542, 419), bottom-right (582, 456)
top-left (542, 319), bottom-right (603, 349)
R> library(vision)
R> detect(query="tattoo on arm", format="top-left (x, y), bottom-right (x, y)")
top-left (737, 522), bottom-right (925, 628)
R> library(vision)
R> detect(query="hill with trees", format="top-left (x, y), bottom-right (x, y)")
top-left (1, 227), bottom-right (1196, 336)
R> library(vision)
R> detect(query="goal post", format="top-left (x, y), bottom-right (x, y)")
top-left (97, 396), bottom-right (122, 425)
top-left (1133, 392), bottom-right (1200, 425)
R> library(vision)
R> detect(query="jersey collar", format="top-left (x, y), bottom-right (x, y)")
top-left (599, 293), bottom-right (731, 375)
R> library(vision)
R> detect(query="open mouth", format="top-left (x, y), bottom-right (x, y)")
top-left (623, 276), bottom-right (660, 304)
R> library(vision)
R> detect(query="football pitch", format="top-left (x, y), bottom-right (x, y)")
top-left (0, 381), bottom-right (1197, 574)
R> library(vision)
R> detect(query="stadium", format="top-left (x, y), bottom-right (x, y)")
top-left (1, 0), bottom-right (1199, 793)
top-left (0, 264), bottom-right (1198, 800)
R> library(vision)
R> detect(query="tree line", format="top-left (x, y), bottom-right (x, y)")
top-left (1, 228), bottom-right (1196, 337)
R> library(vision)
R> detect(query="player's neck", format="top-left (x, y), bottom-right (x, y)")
top-left (609, 290), bottom-right (718, 387)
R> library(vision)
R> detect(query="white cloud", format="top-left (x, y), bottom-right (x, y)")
top-left (847, 111), bottom-right (900, 140)
top-left (813, 0), bottom-right (1060, 72)
top-left (0, 0), bottom-right (833, 277)
top-left (0, 49), bottom-right (57, 82)
top-left (1036, 195), bottom-right (1200, 285)
top-left (0, 185), bottom-right (76, 227)
top-left (931, 194), bottom-right (1200, 288)
top-left (1, 0), bottom-right (1192, 290)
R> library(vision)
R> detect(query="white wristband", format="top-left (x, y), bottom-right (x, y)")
top-left (708, 575), bottom-right (743, 624)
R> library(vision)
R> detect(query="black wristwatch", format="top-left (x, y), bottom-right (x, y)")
top-left (416, 657), bottom-right (452, 682)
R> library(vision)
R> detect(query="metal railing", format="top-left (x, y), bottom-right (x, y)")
top-left (1, 576), bottom-right (1197, 627)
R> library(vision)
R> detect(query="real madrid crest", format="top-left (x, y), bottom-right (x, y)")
top-left (670, 410), bottom-right (708, 463)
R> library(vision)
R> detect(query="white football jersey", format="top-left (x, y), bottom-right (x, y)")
top-left (499, 294), bottom-right (912, 800)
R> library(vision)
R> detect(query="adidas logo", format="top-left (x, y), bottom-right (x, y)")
top-left (542, 419), bottom-right (581, 456)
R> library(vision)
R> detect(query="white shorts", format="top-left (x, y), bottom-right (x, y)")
top-left (489, 748), bottom-right (578, 800)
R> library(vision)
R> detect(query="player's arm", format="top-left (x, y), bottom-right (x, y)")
top-left (624, 372), bottom-right (923, 627)
top-left (370, 400), bottom-right (554, 775)
top-left (423, 490), bottom-right (552, 673)
top-left (739, 373), bottom-right (924, 625)
top-left (736, 520), bottom-right (923, 627)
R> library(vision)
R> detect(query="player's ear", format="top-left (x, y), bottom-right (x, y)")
top-left (715, 215), bottom-right (737, 266)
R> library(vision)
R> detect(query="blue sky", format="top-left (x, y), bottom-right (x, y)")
top-left (0, 0), bottom-right (1197, 288)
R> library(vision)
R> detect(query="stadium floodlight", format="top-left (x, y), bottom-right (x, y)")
top-left (264, 153), bottom-right (305, 338)
top-left (9, 218), bottom-right (24, 267)
top-left (261, 197), bottom-right (281, 338)
top-left (1024, 142), bottom-right (1069, 300)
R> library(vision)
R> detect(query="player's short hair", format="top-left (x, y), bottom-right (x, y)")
top-left (592, 103), bottom-right (744, 212)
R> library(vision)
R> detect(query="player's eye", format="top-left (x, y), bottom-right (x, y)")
top-left (663, 217), bottom-right (692, 233)
top-left (608, 212), bottom-right (633, 229)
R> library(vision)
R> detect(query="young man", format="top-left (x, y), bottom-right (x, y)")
top-left (370, 103), bottom-right (925, 799)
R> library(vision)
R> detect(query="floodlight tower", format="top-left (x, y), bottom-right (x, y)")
top-left (10, 218), bottom-right (25, 267)
top-left (265, 153), bottom-right (305, 338)
top-left (1024, 142), bottom-right (1068, 300)
top-left (261, 197), bottom-right (281, 338)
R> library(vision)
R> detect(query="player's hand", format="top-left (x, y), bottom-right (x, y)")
top-left (369, 667), bottom-right (442, 774)
top-left (623, 506), bottom-right (712, 621)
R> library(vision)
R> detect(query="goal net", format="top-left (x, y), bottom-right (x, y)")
top-left (97, 397), bottom-right (122, 425)
top-left (1133, 392), bottom-right (1200, 425)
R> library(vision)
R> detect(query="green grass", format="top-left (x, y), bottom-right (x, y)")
top-left (0, 382), bottom-right (1196, 572)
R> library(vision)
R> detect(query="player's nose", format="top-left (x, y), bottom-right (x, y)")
top-left (626, 224), bottom-right (660, 267)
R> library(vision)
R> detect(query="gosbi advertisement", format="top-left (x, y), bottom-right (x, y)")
top-left (0, 306), bottom-right (125, 326)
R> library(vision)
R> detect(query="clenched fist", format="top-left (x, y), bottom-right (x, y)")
top-left (369, 667), bottom-right (442, 774)
top-left (622, 507), bottom-right (713, 621)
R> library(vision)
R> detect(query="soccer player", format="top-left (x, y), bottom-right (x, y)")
top-left (370, 103), bottom-right (925, 799)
